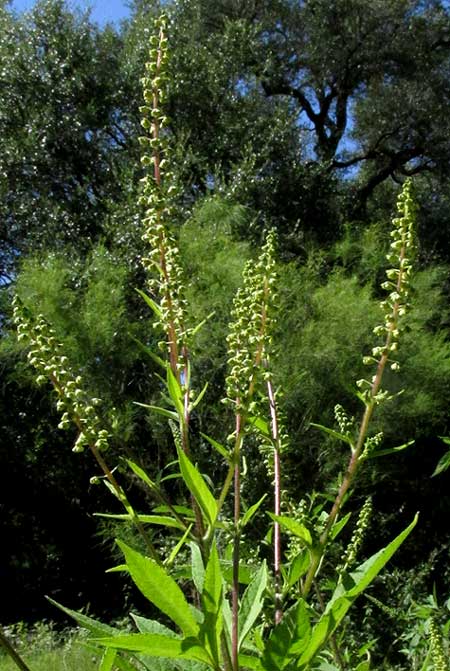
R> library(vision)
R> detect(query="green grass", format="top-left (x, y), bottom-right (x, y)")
top-left (0, 622), bottom-right (100, 671)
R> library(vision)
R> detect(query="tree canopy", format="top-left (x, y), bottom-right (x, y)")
top-left (1, 1), bottom-right (450, 647)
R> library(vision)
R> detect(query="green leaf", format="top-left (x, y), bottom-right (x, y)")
top-left (268, 515), bottom-right (312, 547)
top-left (167, 524), bottom-right (193, 566)
top-left (191, 312), bottom-right (216, 338)
top-left (242, 495), bottom-right (267, 528)
top-left (177, 446), bottom-right (218, 527)
top-left (167, 367), bottom-right (185, 419)
top-left (95, 513), bottom-right (186, 530)
top-left (368, 439), bottom-right (414, 459)
top-left (131, 615), bottom-right (176, 637)
top-left (134, 402), bottom-right (179, 421)
top-left (286, 550), bottom-right (310, 588)
top-left (329, 512), bottom-right (351, 540)
top-left (191, 382), bottom-right (209, 411)
top-left (298, 514), bottom-right (419, 667)
top-left (99, 649), bottom-right (117, 671)
top-left (117, 540), bottom-right (199, 637)
top-left (93, 633), bottom-right (212, 665)
top-left (310, 423), bottom-right (353, 446)
top-left (130, 334), bottom-right (166, 369)
top-left (190, 542), bottom-right (205, 594)
top-left (261, 600), bottom-right (311, 671)
top-left (105, 564), bottom-right (127, 573)
top-left (200, 433), bottom-right (231, 461)
top-left (136, 288), bottom-right (163, 319)
top-left (239, 653), bottom-right (262, 670)
top-left (200, 542), bottom-right (223, 665)
top-left (248, 416), bottom-right (271, 437)
top-left (239, 561), bottom-right (267, 649)
top-left (47, 598), bottom-right (119, 638)
top-left (433, 440), bottom-right (450, 476)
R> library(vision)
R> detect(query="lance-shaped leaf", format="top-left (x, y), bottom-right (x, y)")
top-left (242, 495), bottom-right (267, 528)
top-left (135, 402), bottom-right (179, 421)
top-left (200, 542), bottom-right (223, 666)
top-left (99, 649), bottom-right (117, 671)
top-left (92, 633), bottom-right (212, 666)
top-left (117, 540), bottom-right (199, 638)
top-left (432, 437), bottom-right (450, 476)
top-left (310, 422), bottom-right (353, 447)
top-left (177, 446), bottom-right (218, 527)
top-left (298, 514), bottom-right (418, 667)
top-left (201, 433), bottom-right (231, 461)
top-left (167, 366), bottom-right (185, 419)
top-left (268, 515), bottom-right (313, 548)
top-left (239, 561), bottom-right (267, 649)
top-left (95, 513), bottom-right (186, 531)
top-left (47, 598), bottom-right (120, 638)
top-left (190, 542), bottom-right (205, 594)
top-left (260, 600), bottom-right (311, 671)
top-left (47, 599), bottom-right (138, 671)
top-left (368, 440), bottom-right (414, 459)
top-left (136, 288), bottom-right (163, 319)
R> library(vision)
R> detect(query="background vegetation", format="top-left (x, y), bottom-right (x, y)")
top-left (1, 0), bottom-right (450, 667)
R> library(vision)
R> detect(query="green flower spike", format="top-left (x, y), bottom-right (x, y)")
top-left (12, 297), bottom-right (109, 454)
top-left (359, 178), bottom-right (416, 403)
top-left (225, 229), bottom-right (277, 414)
top-left (138, 14), bottom-right (186, 375)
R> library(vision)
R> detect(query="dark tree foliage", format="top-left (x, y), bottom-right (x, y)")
top-left (1, 0), bottom-right (450, 629)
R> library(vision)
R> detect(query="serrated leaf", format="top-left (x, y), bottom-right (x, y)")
top-left (239, 561), bottom-right (267, 649)
top-left (93, 633), bottom-right (212, 665)
top-left (47, 598), bottom-right (119, 638)
top-left (268, 515), bottom-right (312, 547)
top-left (261, 600), bottom-right (310, 671)
top-left (177, 446), bottom-right (218, 527)
top-left (242, 495), bottom-right (267, 528)
top-left (298, 514), bottom-right (419, 667)
top-left (131, 615), bottom-right (176, 637)
top-left (117, 540), bottom-right (198, 637)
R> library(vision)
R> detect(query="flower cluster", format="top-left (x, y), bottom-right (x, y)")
top-left (429, 617), bottom-right (449, 671)
top-left (225, 230), bottom-right (277, 412)
top-left (339, 497), bottom-right (373, 573)
top-left (358, 179), bottom-right (415, 402)
top-left (334, 404), bottom-right (354, 438)
top-left (12, 297), bottom-right (109, 454)
top-left (138, 14), bottom-right (186, 366)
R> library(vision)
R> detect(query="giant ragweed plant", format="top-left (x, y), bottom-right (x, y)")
top-left (9, 14), bottom-right (425, 671)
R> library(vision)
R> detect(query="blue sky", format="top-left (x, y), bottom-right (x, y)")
top-left (11, 0), bottom-right (131, 26)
